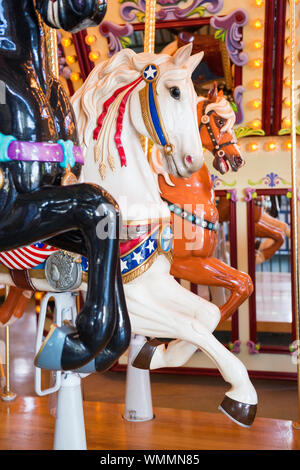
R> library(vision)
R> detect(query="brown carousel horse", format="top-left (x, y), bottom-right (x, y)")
top-left (254, 196), bottom-right (290, 265)
top-left (151, 83), bottom-right (253, 324)
top-left (218, 195), bottom-right (290, 265)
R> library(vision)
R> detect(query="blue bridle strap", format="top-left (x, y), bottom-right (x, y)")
top-left (139, 64), bottom-right (173, 155)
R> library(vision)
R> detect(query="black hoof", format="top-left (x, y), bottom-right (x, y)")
top-left (131, 338), bottom-right (163, 369)
top-left (218, 396), bottom-right (257, 428)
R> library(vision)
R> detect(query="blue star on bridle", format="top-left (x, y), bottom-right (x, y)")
top-left (139, 64), bottom-right (174, 156)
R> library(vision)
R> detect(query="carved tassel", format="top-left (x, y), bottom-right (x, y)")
top-left (99, 161), bottom-right (107, 180)
top-left (108, 154), bottom-right (115, 171)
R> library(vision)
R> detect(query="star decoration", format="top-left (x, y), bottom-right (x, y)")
top-left (143, 65), bottom-right (157, 81)
top-left (132, 251), bottom-right (144, 265)
top-left (121, 259), bottom-right (128, 272)
top-left (146, 240), bottom-right (155, 253)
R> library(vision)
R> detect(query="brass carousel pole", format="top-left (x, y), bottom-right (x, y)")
top-left (1, 287), bottom-right (17, 401)
top-left (289, 0), bottom-right (300, 429)
top-left (141, 0), bottom-right (157, 157)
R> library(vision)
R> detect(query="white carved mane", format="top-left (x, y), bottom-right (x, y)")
top-left (72, 48), bottom-right (179, 150)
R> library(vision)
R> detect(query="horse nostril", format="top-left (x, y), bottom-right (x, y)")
top-left (185, 155), bottom-right (193, 166)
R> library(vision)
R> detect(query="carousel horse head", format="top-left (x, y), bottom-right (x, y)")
top-left (73, 44), bottom-right (204, 179)
top-left (197, 82), bottom-right (244, 174)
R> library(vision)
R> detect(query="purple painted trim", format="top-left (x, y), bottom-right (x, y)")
top-left (229, 340), bottom-right (241, 353)
top-left (210, 9), bottom-right (249, 66)
top-left (228, 189), bottom-right (238, 202)
top-left (99, 20), bottom-right (134, 57)
top-left (244, 188), bottom-right (257, 202)
top-left (120, 0), bottom-right (223, 23)
top-left (8, 141), bottom-right (84, 165)
top-left (233, 85), bottom-right (245, 125)
top-left (247, 340), bottom-right (260, 355)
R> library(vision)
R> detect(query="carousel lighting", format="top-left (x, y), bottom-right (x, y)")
top-left (283, 97), bottom-right (291, 107)
top-left (252, 58), bottom-right (262, 68)
top-left (285, 57), bottom-right (291, 66)
top-left (85, 35), bottom-right (96, 45)
top-left (266, 142), bottom-right (277, 151)
top-left (70, 72), bottom-right (81, 82)
top-left (282, 117), bottom-right (291, 127)
top-left (252, 99), bottom-right (262, 109)
top-left (285, 141), bottom-right (292, 150)
top-left (35, 292), bottom-right (43, 300)
top-left (251, 119), bottom-right (262, 128)
top-left (61, 37), bottom-right (72, 48)
top-left (253, 19), bottom-right (263, 29)
top-left (284, 77), bottom-right (291, 87)
top-left (66, 55), bottom-right (77, 65)
top-left (88, 51), bottom-right (100, 62)
top-left (249, 143), bottom-right (259, 151)
top-left (252, 79), bottom-right (261, 88)
top-left (253, 40), bottom-right (263, 49)
top-left (286, 37), bottom-right (298, 47)
top-left (255, 0), bottom-right (264, 6)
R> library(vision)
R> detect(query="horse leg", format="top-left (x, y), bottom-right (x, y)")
top-left (255, 219), bottom-right (285, 264)
top-left (0, 286), bottom-right (32, 326)
top-left (129, 300), bottom-right (257, 426)
top-left (171, 255), bottom-right (253, 323)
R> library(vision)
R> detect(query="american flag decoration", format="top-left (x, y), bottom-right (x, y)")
top-left (0, 243), bottom-right (58, 270)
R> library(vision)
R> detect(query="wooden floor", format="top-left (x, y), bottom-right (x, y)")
top-left (0, 396), bottom-right (300, 450)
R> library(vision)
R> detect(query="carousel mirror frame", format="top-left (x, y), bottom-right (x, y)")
top-left (246, 187), bottom-right (296, 355)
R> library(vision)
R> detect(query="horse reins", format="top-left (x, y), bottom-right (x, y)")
top-left (198, 100), bottom-right (236, 159)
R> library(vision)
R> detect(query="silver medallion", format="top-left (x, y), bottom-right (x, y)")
top-left (45, 251), bottom-right (82, 292)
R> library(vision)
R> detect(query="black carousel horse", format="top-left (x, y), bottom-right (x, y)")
top-left (0, 0), bottom-right (131, 371)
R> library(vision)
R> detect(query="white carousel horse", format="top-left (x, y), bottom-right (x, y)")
top-left (71, 44), bottom-right (257, 427)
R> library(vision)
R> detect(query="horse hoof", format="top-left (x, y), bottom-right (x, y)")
top-left (131, 338), bottom-right (163, 369)
top-left (34, 323), bottom-right (75, 370)
top-left (218, 396), bottom-right (257, 428)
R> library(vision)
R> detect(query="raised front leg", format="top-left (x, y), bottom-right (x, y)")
top-left (255, 218), bottom-right (285, 264)
top-left (170, 255), bottom-right (253, 323)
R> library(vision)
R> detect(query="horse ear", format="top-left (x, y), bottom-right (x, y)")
top-left (186, 51), bottom-right (204, 73)
top-left (208, 82), bottom-right (218, 102)
top-left (173, 43), bottom-right (193, 66)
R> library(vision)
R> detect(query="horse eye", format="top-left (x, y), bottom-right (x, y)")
top-left (217, 118), bottom-right (226, 127)
top-left (169, 86), bottom-right (181, 100)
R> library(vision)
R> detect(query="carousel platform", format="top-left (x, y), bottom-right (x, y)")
top-left (0, 396), bottom-right (299, 450)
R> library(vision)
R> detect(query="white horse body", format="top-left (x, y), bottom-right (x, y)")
top-left (71, 46), bottom-right (257, 412)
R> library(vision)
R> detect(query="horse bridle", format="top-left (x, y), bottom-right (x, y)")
top-left (198, 100), bottom-right (237, 159)
top-left (139, 64), bottom-right (174, 157)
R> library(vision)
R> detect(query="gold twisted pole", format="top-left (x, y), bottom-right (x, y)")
top-left (144, 0), bottom-right (156, 54)
top-left (45, 26), bottom-right (59, 79)
top-left (1, 288), bottom-right (17, 401)
top-left (289, 0), bottom-right (300, 429)
top-left (142, 0), bottom-right (157, 157)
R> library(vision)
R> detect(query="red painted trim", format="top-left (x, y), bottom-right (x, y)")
top-left (110, 363), bottom-right (297, 381)
top-left (229, 195), bottom-right (239, 342)
top-left (72, 29), bottom-right (94, 81)
top-left (272, 0), bottom-right (287, 135)
top-left (247, 188), bottom-right (294, 353)
top-left (261, 0), bottom-right (276, 135)
top-left (289, 194), bottom-right (297, 342)
top-left (247, 198), bottom-right (257, 342)
top-left (132, 17), bottom-right (212, 31)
